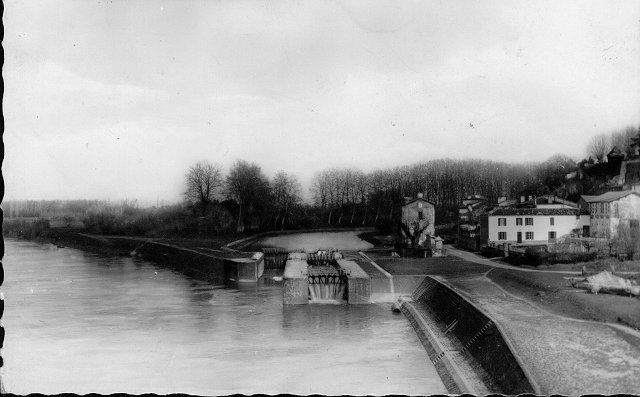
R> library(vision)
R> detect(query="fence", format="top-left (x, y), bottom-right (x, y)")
top-left (261, 248), bottom-right (289, 269)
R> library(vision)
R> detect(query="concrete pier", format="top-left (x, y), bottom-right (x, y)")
top-left (223, 252), bottom-right (264, 283)
top-left (283, 253), bottom-right (309, 305)
top-left (336, 259), bottom-right (371, 304)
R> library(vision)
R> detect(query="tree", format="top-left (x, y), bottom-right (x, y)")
top-left (615, 223), bottom-right (640, 260)
top-left (536, 153), bottom-right (577, 192)
top-left (610, 125), bottom-right (639, 157)
top-left (184, 161), bottom-right (224, 206)
top-left (271, 171), bottom-right (302, 228)
top-left (587, 133), bottom-right (610, 162)
top-left (399, 219), bottom-right (431, 248)
top-left (226, 160), bottom-right (271, 232)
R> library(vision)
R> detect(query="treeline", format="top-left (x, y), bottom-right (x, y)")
top-left (7, 124), bottom-right (639, 239)
top-left (309, 156), bottom-right (576, 230)
top-left (2, 156), bottom-right (580, 238)
top-left (586, 124), bottom-right (640, 162)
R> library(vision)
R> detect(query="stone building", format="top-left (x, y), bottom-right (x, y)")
top-left (400, 193), bottom-right (435, 247)
top-left (579, 190), bottom-right (640, 238)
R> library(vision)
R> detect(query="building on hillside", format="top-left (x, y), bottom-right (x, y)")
top-left (563, 138), bottom-right (640, 197)
top-left (458, 195), bottom-right (489, 234)
top-left (479, 206), bottom-right (590, 246)
top-left (400, 193), bottom-right (435, 247)
top-left (579, 190), bottom-right (640, 238)
top-left (515, 195), bottom-right (579, 209)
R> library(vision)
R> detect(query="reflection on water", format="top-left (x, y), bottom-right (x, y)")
top-left (252, 231), bottom-right (374, 251)
top-left (1, 239), bottom-right (445, 395)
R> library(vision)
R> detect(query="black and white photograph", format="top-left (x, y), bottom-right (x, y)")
top-left (2, 0), bottom-right (640, 395)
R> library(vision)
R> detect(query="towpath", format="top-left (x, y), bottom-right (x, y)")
top-left (445, 245), bottom-right (582, 274)
top-left (440, 274), bottom-right (640, 394)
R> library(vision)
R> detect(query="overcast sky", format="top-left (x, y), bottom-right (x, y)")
top-left (4, 0), bottom-right (640, 204)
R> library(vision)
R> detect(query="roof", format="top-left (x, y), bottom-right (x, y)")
top-left (488, 207), bottom-right (587, 216)
top-left (403, 197), bottom-right (435, 206)
top-left (580, 190), bottom-right (640, 203)
top-left (517, 195), bottom-right (578, 208)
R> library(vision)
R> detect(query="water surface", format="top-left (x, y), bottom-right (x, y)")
top-left (252, 231), bottom-right (374, 251)
top-left (1, 239), bottom-right (445, 395)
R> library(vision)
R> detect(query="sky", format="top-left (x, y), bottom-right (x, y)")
top-left (4, 0), bottom-right (640, 204)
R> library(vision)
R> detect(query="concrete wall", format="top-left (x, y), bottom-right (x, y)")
top-left (611, 194), bottom-right (640, 236)
top-left (224, 254), bottom-right (264, 283)
top-left (283, 256), bottom-right (309, 305)
top-left (336, 259), bottom-right (370, 304)
top-left (487, 215), bottom-right (589, 244)
top-left (404, 277), bottom-right (537, 395)
top-left (133, 241), bottom-right (229, 284)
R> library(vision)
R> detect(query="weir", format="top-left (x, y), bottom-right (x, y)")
top-left (307, 251), bottom-right (347, 303)
top-left (283, 251), bottom-right (370, 304)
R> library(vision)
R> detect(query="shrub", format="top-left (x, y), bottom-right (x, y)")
top-left (3, 218), bottom-right (51, 238)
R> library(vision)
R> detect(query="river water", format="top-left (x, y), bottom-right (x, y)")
top-left (250, 231), bottom-right (374, 251)
top-left (1, 239), bottom-right (445, 395)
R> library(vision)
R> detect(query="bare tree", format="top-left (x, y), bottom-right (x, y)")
top-left (226, 160), bottom-right (270, 232)
top-left (184, 161), bottom-right (224, 206)
top-left (587, 133), bottom-right (610, 162)
top-left (272, 171), bottom-right (301, 228)
top-left (400, 219), bottom-right (431, 248)
top-left (610, 126), bottom-right (639, 157)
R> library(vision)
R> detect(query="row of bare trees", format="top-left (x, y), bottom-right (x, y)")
top-left (184, 160), bottom-right (301, 233)
top-left (586, 125), bottom-right (640, 162)
top-left (309, 158), bottom-right (572, 229)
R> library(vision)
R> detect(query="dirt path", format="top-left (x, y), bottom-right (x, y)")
top-left (445, 245), bottom-right (581, 274)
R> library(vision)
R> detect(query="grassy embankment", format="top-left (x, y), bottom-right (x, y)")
top-left (365, 251), bottom-right (640, 331)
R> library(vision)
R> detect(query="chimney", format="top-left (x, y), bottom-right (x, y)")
top-left (417, 192), bottom-right (423, 199)
top-left (520, 196), bottom-right (525, 203)
top-left (528, 195), bottom-right (533, 201)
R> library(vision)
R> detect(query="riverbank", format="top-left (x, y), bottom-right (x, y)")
top-left (365, 247), bottom-right (640, 331)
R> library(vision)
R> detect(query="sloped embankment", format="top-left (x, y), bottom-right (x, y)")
top-left (401, 276), bottom-right (538, 395)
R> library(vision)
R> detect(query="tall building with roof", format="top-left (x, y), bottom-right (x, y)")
top-left (579, 190), bottom-right (640, 238)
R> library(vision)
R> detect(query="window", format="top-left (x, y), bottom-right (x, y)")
top-left (550, 217), bottom-right (555, 226)
top-left (548, 231), bottom-right (556, 242)
top-left (498, 232), bottom-right (507, 240)
top-left (516, 218), bottom-right (523, 226)
top-left (498, 218), bottom-right (507, 226)
top-left (525, 217), bottom-right (534, 226)
top-left (525, 231), bottom-right (534, 240)
top-left (418, 211), bottom-right (423, 220)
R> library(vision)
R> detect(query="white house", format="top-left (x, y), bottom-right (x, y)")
top-left (480, 207), bottom-right (590, 245)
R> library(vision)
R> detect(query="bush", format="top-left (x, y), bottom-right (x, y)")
top-left (3, 218), bottom-right (51, 238)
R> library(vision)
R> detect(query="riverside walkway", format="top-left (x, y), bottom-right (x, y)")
top-left (440, 248), bottom-right (640, 394)
top-left (358, 247), bottom-right (640, 394)
top-left (441, 274), bottom-right (640, 395)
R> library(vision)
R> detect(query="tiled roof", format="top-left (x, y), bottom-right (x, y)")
top-left (580, 190), bottom-right (640, 203)
top-left (489, 207), bottom-right (587, 216)
top-left (403, 197), bottom-right (435, 206)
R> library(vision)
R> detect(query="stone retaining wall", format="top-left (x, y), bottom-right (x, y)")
top-left (133, 241), bottom-right (230, 284)
top-left (336, 259), bottom-right (370, 304)
top-left (403, 276), bottom-right (538, 395)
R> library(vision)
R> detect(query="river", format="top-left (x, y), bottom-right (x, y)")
top-left (1, 238), bottom-right (445, 395)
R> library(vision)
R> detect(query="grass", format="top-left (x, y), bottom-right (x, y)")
top-left (487, 267), bottom-right (640, 330)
